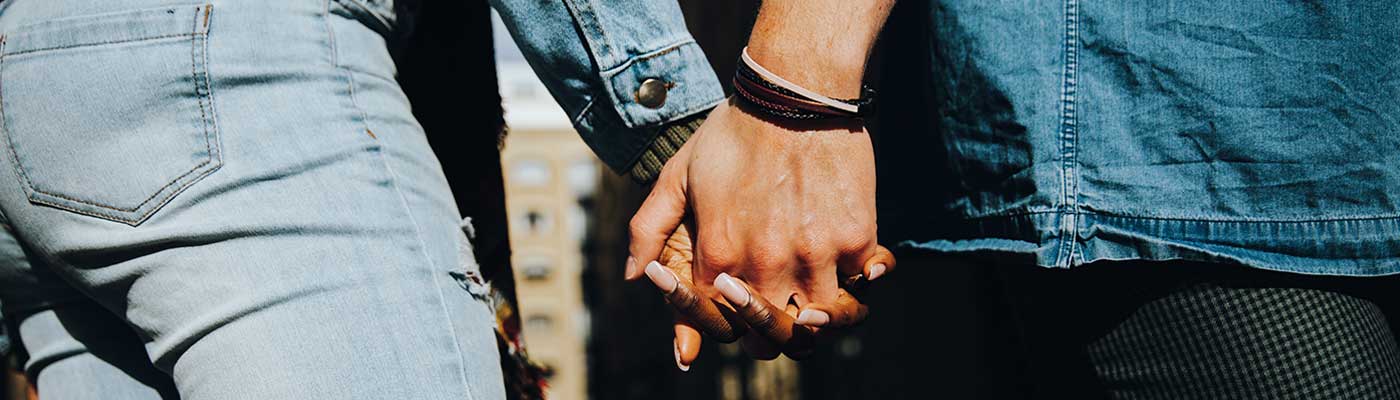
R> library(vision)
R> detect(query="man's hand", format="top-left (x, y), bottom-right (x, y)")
top-left (624, 100), bottom-right (884, 359)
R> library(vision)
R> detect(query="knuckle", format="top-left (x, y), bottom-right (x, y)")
top-left (793, 245), bottom-right (833, 267)
top-left (704, 314), bottom-right (742, 343)
top-left (627, 223), bottom-right (647, 244)
top-left (668, 287), bottom-right (701, 310)
top-left (746, 305), bottom-right (782, 334)
top-left (627, 217), bottom-right (656, 240)
top-left (833, 232), bottom-right (872, 255)
top-left (749, 246), bottom-right (789, 269)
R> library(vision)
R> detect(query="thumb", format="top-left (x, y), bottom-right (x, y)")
top-left (625, 151), bottom-right (690, 281)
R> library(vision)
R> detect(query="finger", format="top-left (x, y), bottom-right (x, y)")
top-left (674, 316), bottom-right (702, 372)
top-left (626, 151), bottom-right (691, 281)
top-left (659, 224), bottom-right (694, 268)
top-left (783, 302), bottom-right (816, 360)
top-left (795, 288), bottom-right (869, 329)
top-left (864, 244), bottom-right (896, 281)
top-left (715, 273), bottom-right (815, 355)
top-left (645, 261), bottom-right (745, 342)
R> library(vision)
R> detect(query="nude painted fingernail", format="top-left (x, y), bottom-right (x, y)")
top-left (624, 256), bottom-right (638, 280)
top-left (715, 273), bottom-right (751, 307)
top-left (645, 261), bottom-right (678, 293)
top-left (868, 263), bottom-right (887, 281)
top-left (796, 309), bottom-right (831, 327)
top-left (674, 339), bottom-right (691, 372)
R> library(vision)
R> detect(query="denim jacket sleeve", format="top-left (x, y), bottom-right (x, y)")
top-left (489, 0), bottom-right (725, 174)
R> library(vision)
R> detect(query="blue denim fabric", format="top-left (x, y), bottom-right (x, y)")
top-left (490, 0), bottom-right (725, 173)
top-left (906, 1), bottom-right (1400, 275)
top-left (0, 1), bottom-right (505, 398)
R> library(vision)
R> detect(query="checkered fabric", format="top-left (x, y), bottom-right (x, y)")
top-left (1087, 283), bottom-right (1400, 399)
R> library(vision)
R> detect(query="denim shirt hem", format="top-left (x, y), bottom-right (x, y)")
top-left (901, 211), bottom-right (1400, 277)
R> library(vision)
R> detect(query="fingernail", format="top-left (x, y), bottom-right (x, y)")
top-left (674, 339), bottom-right (690, 372)
top-left (624, 256), bottom-right (638, 280)
top-left (715, 273), bottom-right (750, 307)
top-left (645, 261), bottom-right (678, 293)
top-left (795, 309), bottom-right (831, 327)
top-left (868, 263), bottom-right (887, 281)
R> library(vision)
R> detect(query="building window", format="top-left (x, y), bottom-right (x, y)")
top-left (510, 159), bottom-right (551, 187)
top-left (513, 207), bottom-right (554, 236)
top-left (568, 204), bottom-right (589, 243)
top-left (526, 314), bottom-right (554, 334)
top-left (523, 262), bottom-right (551, 281)
top-left (566, 159), bottom-right (597, 196)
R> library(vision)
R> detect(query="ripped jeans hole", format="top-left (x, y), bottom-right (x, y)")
top-left (449, 270), bottom-right (491, 300)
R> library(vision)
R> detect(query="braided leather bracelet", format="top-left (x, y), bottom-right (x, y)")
top-left (731, 47), bottom-right (874, 121)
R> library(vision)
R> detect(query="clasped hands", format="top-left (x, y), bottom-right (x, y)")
top-left (623, 100), bottom-right (894, 370)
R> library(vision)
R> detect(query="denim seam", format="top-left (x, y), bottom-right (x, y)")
top-left (957, 209), bottom-right (1058, 220)
top-left (1054, 0), bottom-right (1082, 268)
top-left (322, 2), bottom-right (478, 398)
top-left (360, 83), bottom-right (483, 400)
top-left (0, 5), bottom-right (219, 225)
top-left (1085, 211), bottom-right (1400, 225)
top-left (952, 209), bottom-right (1400, 225)
top-left (3, 32), bottom-right (198, 57)
top-left (200, 4), bottom-right (223, 195)
top-left (324, 2), bottom-right (370, 136)
top-left (561, 0), bottom-right (615, 68)
top-left (597, 39), bottom-right (696, 77)
top-left (571, 97), bottom-right (596, 126)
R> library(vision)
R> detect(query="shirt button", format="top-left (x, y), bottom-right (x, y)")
top-left (636, 78), bottom-right (670, 109)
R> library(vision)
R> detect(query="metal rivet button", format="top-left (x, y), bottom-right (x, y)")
top-left (636, 78), bottom-right (670, 109)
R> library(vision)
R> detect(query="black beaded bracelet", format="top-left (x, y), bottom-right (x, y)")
top-left (731, 47), bottom-right (875, 121)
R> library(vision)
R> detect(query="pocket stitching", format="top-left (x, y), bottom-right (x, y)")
top-left (0, 5), bottom-right (220, 225)
top-left (4, 32), bottom-right (199, 57)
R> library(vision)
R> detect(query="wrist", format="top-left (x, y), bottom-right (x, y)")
top-left (727, 99), bottom-right (866, 141)
top-left (745, 4), bottom-right (883, 98)
top-left (744, 40), bottom-right (867, 99)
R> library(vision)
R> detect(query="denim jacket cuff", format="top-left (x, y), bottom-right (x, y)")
top-left (599, 40), bottom-right (725, 129)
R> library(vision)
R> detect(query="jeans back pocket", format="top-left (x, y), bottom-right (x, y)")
top-left (0, 4), bottom-right (219, 225)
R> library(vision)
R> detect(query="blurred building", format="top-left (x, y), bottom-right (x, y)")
top-left (494, 12), bottom-right (596, 400)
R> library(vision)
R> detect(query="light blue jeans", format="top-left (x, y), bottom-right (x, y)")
top-left (0, 0), bottom-right (505, 398)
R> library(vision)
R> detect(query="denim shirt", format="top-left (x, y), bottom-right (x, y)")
top-left (907, 1), bottom-right (1400, 276)
top-left (490, 0), bottom-right (725, 174)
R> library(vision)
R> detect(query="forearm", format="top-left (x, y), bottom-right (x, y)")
top-left (746, 0), bottom-right (896, 98)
